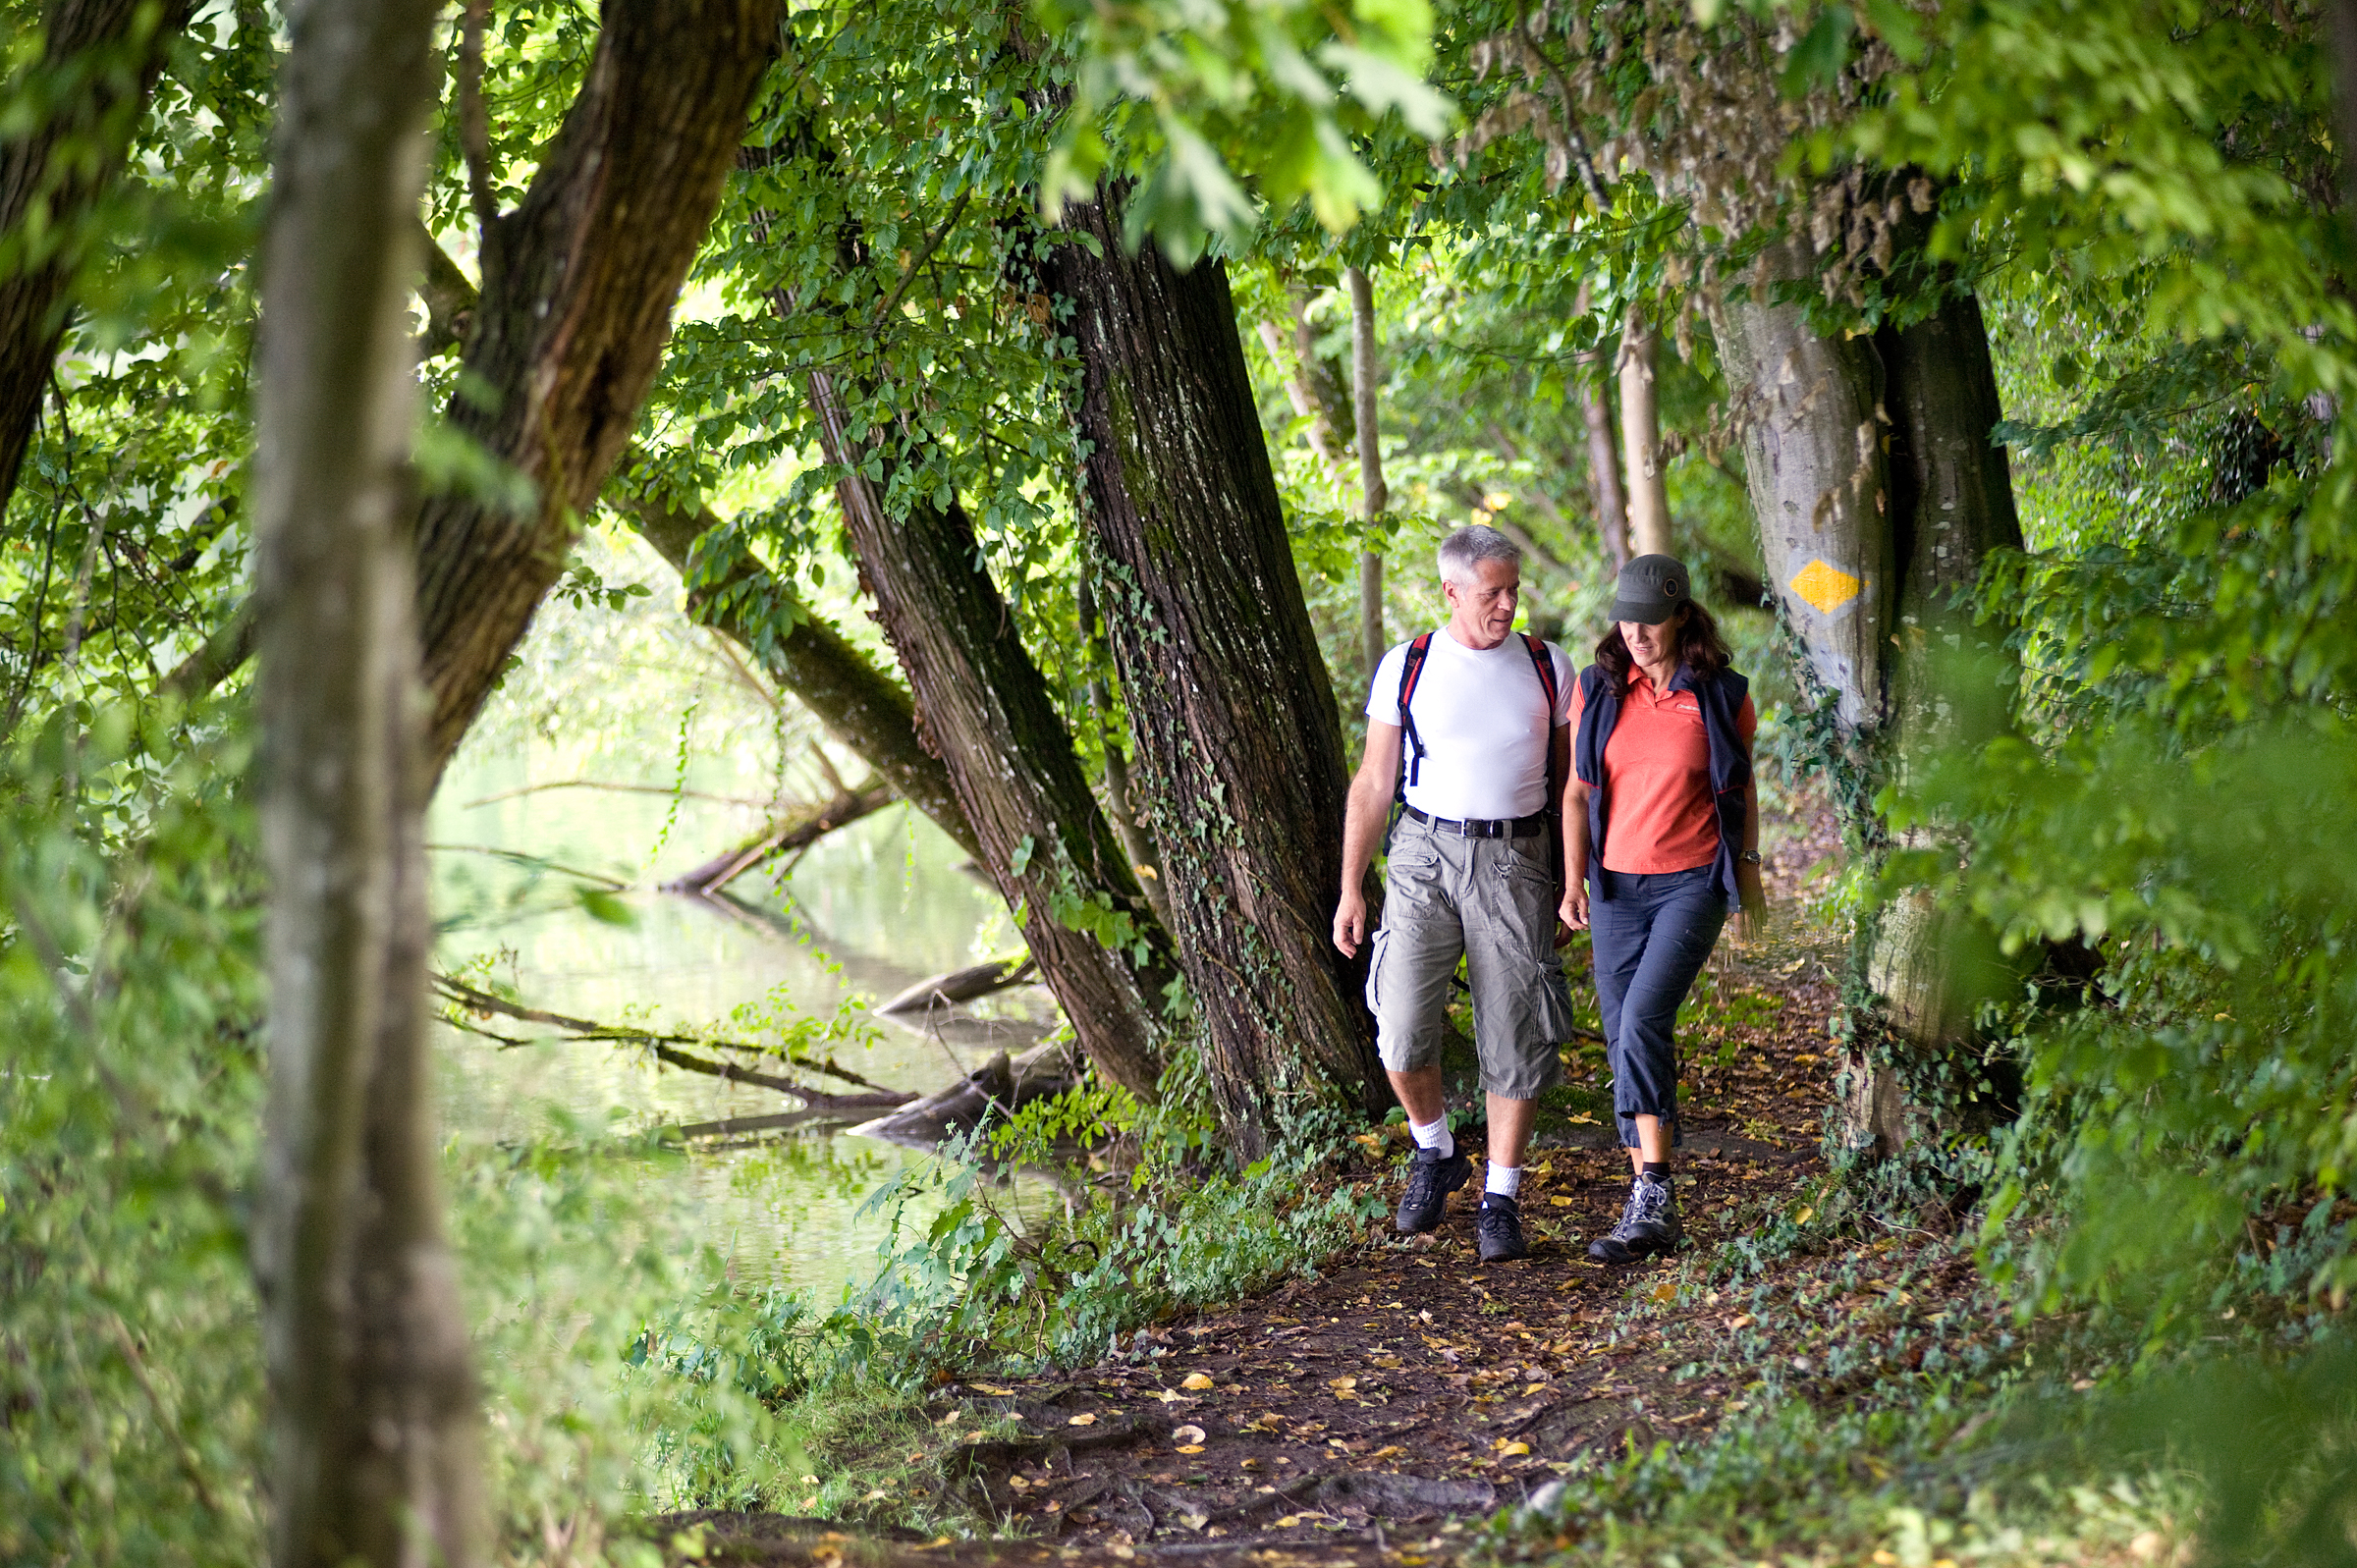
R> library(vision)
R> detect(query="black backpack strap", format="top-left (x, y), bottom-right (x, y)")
top-left (1395, 632), bottom-right (1434, 796)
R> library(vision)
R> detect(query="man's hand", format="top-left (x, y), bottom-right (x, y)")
top-left (1334, 890), bottom-right (1369, 956)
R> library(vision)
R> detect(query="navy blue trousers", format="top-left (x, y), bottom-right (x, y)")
top-left (1589, 865), bottom-right (1726, 1149)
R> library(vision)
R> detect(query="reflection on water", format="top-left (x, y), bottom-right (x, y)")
top-left (429, 753), bottom-right (1060, 1299)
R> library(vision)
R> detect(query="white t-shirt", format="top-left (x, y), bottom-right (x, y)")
top-left (1365, 628), bottom-right (1574, 821)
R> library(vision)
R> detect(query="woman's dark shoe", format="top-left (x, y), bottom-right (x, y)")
top-left (1476, 1193), bottom-right (1530, 1262)
top-left (1586, 1174), bottom-right (1682, 1264)
top-left (1395, 1146), bottom-right (1471, 1233)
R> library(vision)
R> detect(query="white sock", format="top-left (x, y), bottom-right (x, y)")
top-left (1409, 1116), bottom-right (1454, 1160)
top-left (1486, 1163), bottom-right (1522, 1198)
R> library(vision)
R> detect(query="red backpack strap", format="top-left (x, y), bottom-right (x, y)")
top-left (1520, 631), bottom-right (1560, 715)
top-left (1396, 632), bottom-right (1433, 793)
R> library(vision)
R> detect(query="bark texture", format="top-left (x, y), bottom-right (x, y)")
top-left (1346, 265), bottom-right (1387, 685)
top-left (806, 361), bottom-right (1172, 1098)
top-left (1617, 306), bottom-right (1672, 559)
top-left (1714, 242), bottom-right (1894, 730)
top-left (1576, 355), bottom-right (1629, 567)
top-left (0, 0), bottom-right (192, 511)
top-left (621, 483), bottom-right (981, 860)
top-left (250, 4), bottom-right (481, 1566)
top-left (1715, 248), bottom-right (2024, 1158)
top-left (411, 0), bottom-right (783, 778)
top-left (1048, 189), bottom-right (1383, 1148)
top-left (1856, 292), bottom-right (2026, 1142)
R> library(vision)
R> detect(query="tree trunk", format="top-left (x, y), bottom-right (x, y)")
top-left (250, 4), bottom-right (481, 1566)
top-left (1077, 572), bottom-right (1172, 927)
top-left (0, 0), bottom-right (192, 512)
top-left (1346, 265), bottom-right (1388, 686)
top-left (619, 481), bottom-right (982, 860)
top-left (1715, 243), bottom-right (2024, 1158)
top-left (1253, 297), bottom-right (1351, 476)
top-left (1617, 304), bottom-right (1672, 559)
top-left (804, 361), bottom-right (1173, 1099)
top-left (1048, 188), bottom-right (1384, 1150)
top-left (1713, 241), bottom-right (1894, 733)
top-left (1576, 355), bottom-right (1629, 567)
top-left (411, 0), bottom-right (783, 780)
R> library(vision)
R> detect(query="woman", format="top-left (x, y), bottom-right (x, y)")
top-left (1561, 554), bottom-right (1767, 1264)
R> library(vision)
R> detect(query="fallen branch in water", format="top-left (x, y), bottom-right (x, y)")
top-left (422, 843), bottom-right (632, 890)
top-left (430, 972), bottom-right (899, 1097)
top-left (462, 778), bottom-right (772, 809)
top-left (877, 953), bottom-right (1037, 1015)
top-left (661, 781), bottom-right (899, 895)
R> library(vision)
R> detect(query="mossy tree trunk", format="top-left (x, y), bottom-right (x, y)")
top-left (250, 2), bottom-right (481, 1564)
top-left (1715, 242), bottom-right (2024, 1157)
top-left (802, 363), bottom-right (1174, 1099)
top-left (1049, 188), bottom-right (1385, 1153)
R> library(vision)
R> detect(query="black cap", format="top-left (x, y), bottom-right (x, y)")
top-left (1611, 554), bottom-right (1691, 625)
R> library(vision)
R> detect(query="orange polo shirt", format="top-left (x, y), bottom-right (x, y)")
top-left (1570, 671), bottom-right (1757, 874)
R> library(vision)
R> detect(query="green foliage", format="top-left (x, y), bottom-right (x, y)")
top-left (1038, 0), bottom-right (1452, 257)
top-left (848, 1061), bottom-right (1382, 1370)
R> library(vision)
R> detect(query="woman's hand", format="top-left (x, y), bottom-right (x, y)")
top-left (1732, 862), bottom-right (1769, 946)
top-left (1558, 885), bottom-right (1589, 940)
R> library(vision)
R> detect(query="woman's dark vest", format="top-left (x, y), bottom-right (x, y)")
top-left (1572, 663), bottom-right (1751, 913)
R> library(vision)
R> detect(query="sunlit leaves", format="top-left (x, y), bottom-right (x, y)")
top-left (1038, 0), bottom-right (1453, 257)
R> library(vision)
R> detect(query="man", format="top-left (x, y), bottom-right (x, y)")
top-left (1333, 523), bottom-right (1576, 1263)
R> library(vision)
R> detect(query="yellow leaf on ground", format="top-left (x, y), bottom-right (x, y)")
top-left (1173, 1425), bottom-right (1206, 1445)
top-left (1156, 1389), bottom-right (1182, 1403)
top-left (1327, 1377), bottom-right (1358, 1390)
top-left (1549, 1196), bottom-right (1575, 1207)
top-left (1276, 1516), bottom-right (1304, 1529)
top-left (1067, 1414), bottom-right (1097, 1427)
top-left (1370, 1445), bottom-right (1405, 1459)
top-left (1180, 1373), bottom-right (1214, 1390)
top-left (968, 1382), bottom-right (1015, 1395)
top-left (1176, 1443), bottom-right (1205, 1454)
top-left (1495, 1439), bottom-right (1531, 1456)
top-left (1651, 1280), bottom-right (1677, 1303)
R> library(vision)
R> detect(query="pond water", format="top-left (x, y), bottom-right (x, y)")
top-left (426, 752), bottom-right (1062, 1302)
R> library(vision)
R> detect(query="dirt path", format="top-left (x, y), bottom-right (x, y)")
top-left (658, 808), bottom-right (1861, 1567)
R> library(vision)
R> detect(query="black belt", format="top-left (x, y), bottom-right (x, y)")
top-left (1402, 805), bottom-right (1547, 839)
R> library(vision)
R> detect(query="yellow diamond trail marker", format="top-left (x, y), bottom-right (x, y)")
top-left (1788, 559), bottom-right (1862, 615)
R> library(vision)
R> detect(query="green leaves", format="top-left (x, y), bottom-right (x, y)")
top-left (1038, 0), bottom-right (1452, 257)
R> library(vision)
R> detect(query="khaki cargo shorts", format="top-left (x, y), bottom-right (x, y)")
top-left (1364, 815), bottom-right (1575, 1101)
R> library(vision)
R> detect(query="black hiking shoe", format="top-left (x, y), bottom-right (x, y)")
top-left (1395, 1146), bottom-right (1471, 1234)
top-left (1586, 1174), bottom-right (1682, 1264)
top-left (1475, 1193), bottom-right (1529, 1262)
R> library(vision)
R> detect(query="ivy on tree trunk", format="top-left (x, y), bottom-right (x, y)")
top-left (803, 360), bottom-right (1174, 1098)
top-left (1049, 187), bottom-right (1384, 1152)
top-left (1715, 241), bottom-right (2025, 1159)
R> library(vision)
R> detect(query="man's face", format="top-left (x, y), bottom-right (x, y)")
top-left (1444, 559), bottom-right (1520, 649)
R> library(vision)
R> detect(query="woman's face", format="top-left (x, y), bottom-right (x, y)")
top-left (1619, 612), bottom-right (1678, 668)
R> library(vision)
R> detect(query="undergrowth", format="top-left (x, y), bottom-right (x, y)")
top-left (625, 1049), bottom-right (1388, 1532)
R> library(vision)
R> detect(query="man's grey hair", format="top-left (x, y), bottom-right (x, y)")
top-left (1437, 523), bottom-right (1522, 585)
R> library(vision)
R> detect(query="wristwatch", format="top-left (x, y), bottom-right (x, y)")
top-left (1737, 850), bottom-right (1763, 866)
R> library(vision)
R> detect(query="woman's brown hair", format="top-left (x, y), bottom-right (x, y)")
top-left (1594, 601), bottom-right (1733, 698)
